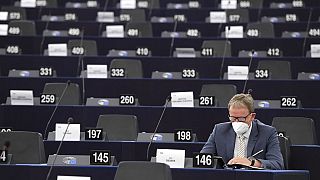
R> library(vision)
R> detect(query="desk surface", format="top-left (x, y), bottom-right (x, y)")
top-left (0, 164), bottom-right (309, 180)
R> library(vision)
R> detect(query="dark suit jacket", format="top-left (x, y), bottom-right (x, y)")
top-left (201, 119), bottom-right (284, 170)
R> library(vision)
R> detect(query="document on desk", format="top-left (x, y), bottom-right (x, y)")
top-left (156, 149), bottom-right (185, 168)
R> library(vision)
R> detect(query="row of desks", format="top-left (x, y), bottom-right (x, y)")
top-left (1, 56), bottom-right (320, 78)
top-left (7, 141), bottom-right (315, 180)
top-left (0, 37), bottom-right (319, 56)
top-left (0, 78), bottom-right (319, 107)
top-left (42, 141), bottom-right (318, 180)
top-left (1, 105), bottom-right (320, 142)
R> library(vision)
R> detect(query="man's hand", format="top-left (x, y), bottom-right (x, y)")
top-left (228, 157), bottom-right (251, 166)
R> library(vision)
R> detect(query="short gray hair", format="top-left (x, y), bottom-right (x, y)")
top-left (228, 94), bottom-right (254, 113)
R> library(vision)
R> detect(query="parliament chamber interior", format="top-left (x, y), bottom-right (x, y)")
top-left (0, 0), bottom-right (319, 180)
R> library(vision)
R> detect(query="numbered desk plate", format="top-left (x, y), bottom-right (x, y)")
top-left (110, 68), bottom-right (125, 78)
top-left (182, 69), bottom-right (197, 78)
top-left (90, 150), bottom-right (111, 165)
top-left (136, 47), bottom-right (150, 56)
top-left (254, 69), bottom-right (269, 79)
top-left (119, 94), bottom-right (136, 105)
top-left (174, 129), bottom-right (193, 142)
top-left (85, 128), bottom-right (103, 140)
top-left (280, 96), bottom-right (298, 108)
top-left (40, 94), bottom-right (56, 104)
top-left (199, 96), bottom-right (215, 107)
top-left (39, 67), bottom-right (54, 76)
top-left (193, 153), bottom-right (214, 168)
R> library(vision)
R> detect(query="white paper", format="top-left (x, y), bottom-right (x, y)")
top-left (48, 44), bottom-right (68, 56)
top-left (156, 149), bottom-right (185, 168)
top-left (0, 12), bottom-right (8, 21)
top-left (55, 124), bottom-right (81, 141)
top-left (120, 0), bottom-right (136, 9)
top-left (210, 11), bottom-right (227, 23)
top-left (228, 66), bottom-right (249, 80)
top-left (171, 91), bottom-right (194, 107)
top-left (10, 90), bottom-right (34, 105)
top-left (87, 65), bottom-right (108, 78)
top-left (20, 0), bottom-right (36, 8)
top-left (310, 44), bottom-right (320, 58)
top-left (97, 12), bottom-right (114, 22)
top-left (0, 24), bottom-right (8, 36)
top-left (57, 176), bottom-right (91, 180)
top-left (106, 25), bottom-right (124, 38)
top-left (225, 26), bottom-right (244, 38)
top-left (221, 0), bottom-right (237, 9)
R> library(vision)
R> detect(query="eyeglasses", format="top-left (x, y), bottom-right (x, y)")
top-left (228, 113), bottom-right (251, 122)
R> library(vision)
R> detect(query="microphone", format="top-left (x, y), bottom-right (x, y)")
top-left (219, 25), bottom-right (230, 79)
top-left (76, 27), bottom-right (85, 76)
top-left (242, 50), bottom-right (254, 93)
top-left (169, 20), bottom-right (178, 57)
top-left (45, 117), bottom-right (74, 180)
top-left (76, 27), bottom-right (86, 105)
top-left (97, 0), bottom-right (109, 36)
top-left (146, 95), bottom-right (172, 160)
top-left (39, 11), bottom-right (51, 55)
top-left (301, 8), bottom-right (313, 57)
top-left (43, 80), bottom-right (71, 140)
top-left (147, 0), bottom-right (155, 20)
top-left (37, 0), bottom-right (44, 20)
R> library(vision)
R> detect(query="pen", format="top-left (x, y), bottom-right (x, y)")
top-left (251, 150), bottom-right (264, 158)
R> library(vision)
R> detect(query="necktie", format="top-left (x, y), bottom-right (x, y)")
top-left (237, 135), bottom-right (246, 158)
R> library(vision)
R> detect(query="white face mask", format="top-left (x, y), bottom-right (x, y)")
top-left (232, 122), bottom-right (249, 135)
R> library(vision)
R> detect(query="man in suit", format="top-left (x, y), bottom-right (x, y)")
top-left (201, 94), bottom-right (284, 170)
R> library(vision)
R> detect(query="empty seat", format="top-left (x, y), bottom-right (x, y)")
top-left (8, 20), bottom-right (36, 36)
top-left (120, 9), bottom-right (146, 22)
top-left (257, 60), bottom-right (292, 79)
top-left (201, 40), bottom-right (232, 57)
top-left (246, 22), bottom-right (275, 38)
top-left (200, 84), bottom-right (237, 107)
top-left (96, 114), bottom-right (139, 141)
top-left (42, 83), bottom-right (81, 105)
top-left (278, 135), bottom-right (291, 169)
top-left (0, 131), bottom-right (45, 164)
top-left (272, 117), bottom-right (317, 145)
top-left (125, 22), bottom-right (153, 37)
top-left (114, 161), bottom-right (172, 180)
top-left (68, 40), bottom-right (98, 56)
top-left (110, 59), bottom-right (143, 78)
